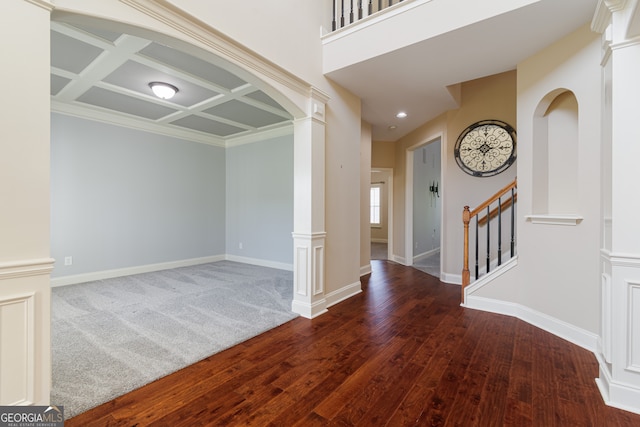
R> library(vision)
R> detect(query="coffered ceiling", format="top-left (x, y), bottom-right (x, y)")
top-left (50, 20), bottom-right (293, 147)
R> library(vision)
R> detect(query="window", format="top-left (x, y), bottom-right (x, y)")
top-left (370, 185), bottom-right (381, 226)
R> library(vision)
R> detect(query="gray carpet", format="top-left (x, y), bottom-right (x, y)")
top-left (50, 260), bottom-right (298, 418)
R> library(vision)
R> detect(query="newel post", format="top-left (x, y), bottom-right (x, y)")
top-left (462, 206), bottom-right (471, 300)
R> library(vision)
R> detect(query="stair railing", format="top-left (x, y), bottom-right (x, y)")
top-left (331, 0), bottom-right (407, 31)
top-left (462, 178), bottom-right (517, 299)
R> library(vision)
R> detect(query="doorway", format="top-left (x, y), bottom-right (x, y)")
top-left (370, 168), bottom-right (393, 261)
top-left (405, 136), bottom-right (442, 278)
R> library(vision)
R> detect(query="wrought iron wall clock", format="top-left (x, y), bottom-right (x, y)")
top-left (454, 119), bottom-right (516, 177)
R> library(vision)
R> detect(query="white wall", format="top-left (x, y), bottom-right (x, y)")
top-left (473, 24), bottom-right (602, 336)
top-left (0, 0), bottom-right (52, 405)
top-left (361, 122), bottom-right (372, 274)
top-left (225, 136), bottom-right (294, 266)
top-left (50, 113), bottom-right (226, 278)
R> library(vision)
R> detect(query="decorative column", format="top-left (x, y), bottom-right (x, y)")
top-left (291, 88), bottom-right (330, 318)
top-left (0, 0), bottom-right (54, 405)
top-left (593, 0), bottom-right (640, 415)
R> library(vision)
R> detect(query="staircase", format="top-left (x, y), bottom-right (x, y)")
top-left (461, 178), bottom-right (517, 303)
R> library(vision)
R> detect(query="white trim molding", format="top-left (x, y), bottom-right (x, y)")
top-left (440, 272), bottom-right (461, 285)
top-left (0, 292), bottom-right (35, 405)
top-left (463, 256), bottom-right (518, 300)
top-left (51, 255), bottom-right (294, 288)
top-left (119, 0), bottom-right (312, 101)
top-left (524, 214), bottom-right (583, 226)
top-left (360, 264), bottom-right (372, 277)
top-left (596, 351), bottom-right (640, 415)
top-left (326, 281), bottom-right (362, 308)
top-left (0, 258), bottom-right (55, 281)
top-left (463, 295), bottom-right (599, 352)
top-left (291, 232), bottom-right (328, 319)
top-left (23, 0), bottom-right (54, 12)
top-left (50, 255), bottom-right (225, 287)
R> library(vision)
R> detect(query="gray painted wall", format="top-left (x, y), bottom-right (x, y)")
top-left (225, 135), bottom-right (294, 264)
top-left (413, 140), bottom-right (441, 257)
top-left (50, 113), bottom-right (226, 277)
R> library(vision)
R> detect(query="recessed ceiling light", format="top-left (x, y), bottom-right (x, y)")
top-left (396, 111), bottom-right (407, 118)
top-left (388, 125), bottom-right (397, 130)
top-left (149, 82), bottom-right (178, 100)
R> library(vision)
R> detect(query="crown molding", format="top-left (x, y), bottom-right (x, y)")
top-left (52, 100), bottom-right (295, 148)
top-left (119, 0), bottom-right (312, 100)
top-left (52, 100), bottom-right (227, 147)
top-left (593, 0), bottom-right (629, 33)
top-left (24, 0), bottom-right (54, 12)
top-left (226, 123), bottom-right (293, 148)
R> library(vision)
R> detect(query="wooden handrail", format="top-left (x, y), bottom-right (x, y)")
top-left (462, 178), bottom-right (517, 300)
top-left (468, 178), bottom-right (517, 218)
top-left (477, 193), bottom-right (518, 226)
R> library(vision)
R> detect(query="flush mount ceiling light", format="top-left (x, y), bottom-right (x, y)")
top-left (149, 82), bottom-right (178, 100)
top-left (396, 111), bottom-right (408, 118)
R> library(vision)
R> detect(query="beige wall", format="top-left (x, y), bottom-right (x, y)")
top-left (475, 24), bottom-right (602, 335)
top-left (372, 140), bottom-right (396, 168)
top-left (360, 122), bottom-right (372, 273)
top-left (392, 71), bottom-right (516, 277)
top-left (371, 141), bottom-right (395, 246)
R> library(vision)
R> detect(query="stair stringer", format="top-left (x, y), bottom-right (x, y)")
top-left (462, 255), bottom-right (518, 303)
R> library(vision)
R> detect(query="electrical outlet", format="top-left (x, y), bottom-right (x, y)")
top-left (239, 242), bottom-right (243, 250)
top-left (64, 256), bottom-right (73, 266)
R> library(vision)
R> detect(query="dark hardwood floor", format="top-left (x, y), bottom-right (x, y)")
top-left (67, 261), bottom-right (640, 426)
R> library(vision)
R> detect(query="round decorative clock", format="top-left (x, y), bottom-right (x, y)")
top-left (454, 119), bottom-right (516, 177)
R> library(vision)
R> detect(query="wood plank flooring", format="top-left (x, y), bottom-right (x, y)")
top-left (66, 261), bottom-right (640, 426)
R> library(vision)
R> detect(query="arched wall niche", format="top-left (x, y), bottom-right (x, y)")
top-left (532, 88), bottom-right (579, 217)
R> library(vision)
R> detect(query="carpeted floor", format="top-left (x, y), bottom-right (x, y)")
top-left (50, 260), bottom-right (298, 418)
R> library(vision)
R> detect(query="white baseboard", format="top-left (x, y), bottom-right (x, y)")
top-left (225, 254), bottom-right (293, 271)
top-left (291, 298), bottom-right (328, 319)
top-left (463, 256), bottom-right (518, 297)
top-left (50, 254), bottom-right (294, 287)
top-left (391, 255), bottom-right (406, 265)
top-left (595, 352), bottom-right (640, 415)
top-left (326, 280), bottom-right (362, 308)
top-left (360, 264), bottom-right (372, 276)
top-left (463, 295), bottom-right (599, 352)
top-left (50, 255), bottom-right (226, 287)
top-left (440, 272), bottom-right (461, 285)
top-left (413, 248), bottom-right (439, 263)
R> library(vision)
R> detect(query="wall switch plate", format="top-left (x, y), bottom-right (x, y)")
top-left (64, 256), bottom-right (73, 266)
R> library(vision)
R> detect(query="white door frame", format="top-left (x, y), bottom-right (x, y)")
top-left (371, 168), bottom-right (394, 261)
top-left (405, 134), bottom-right (443, 271)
